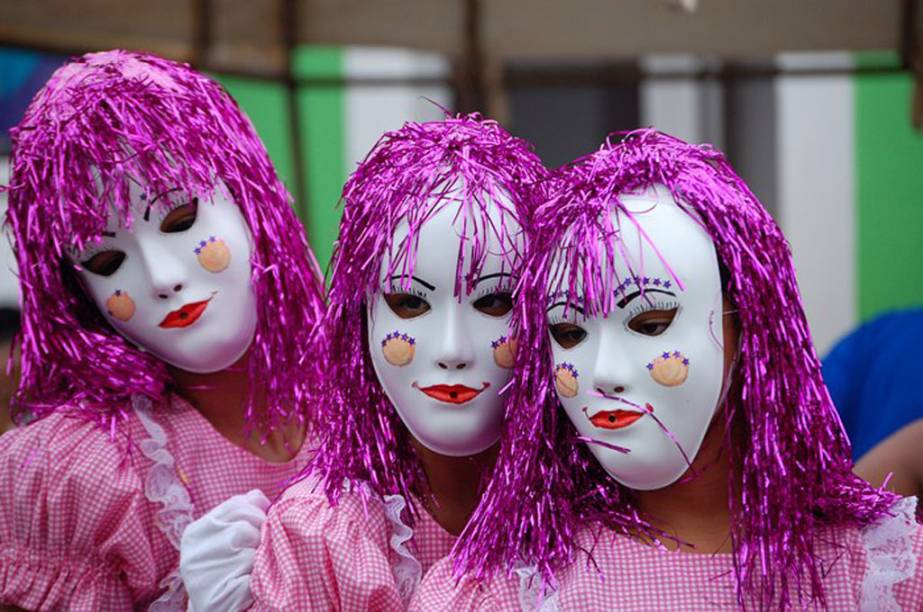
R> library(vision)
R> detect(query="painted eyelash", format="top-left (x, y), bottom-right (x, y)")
top-left (77, 244), bottom-right (102, 261)
top-left (547, 313), bottom-right (568, 326)
top-left (546, 290), bottom-right (586, 325)
top-left (625, 299), bottom-right (680, 321)
top-left (547, 310), bottom-right (584, 326)
top-left (156, 194), bottom-right (194, 221)
top-left (386, 284), bottom-right (428, 300)
top-left (76, 241), bottom-right (114, 263)
top-left (471, 283), bottom-right (513, 301)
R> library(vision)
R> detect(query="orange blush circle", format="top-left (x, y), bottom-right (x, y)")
top-left (648, 352), bottom-right (689, 387)
top-left (382, 333), bottom-right (415, 366)
top-left (197, 238), bottom-right (231, 273)
top-left (492, 336), bottom-right (517, 369)
top-left (106, 290), bottom-right (136, 322)
top-left (554, 364), bottom-right (579, 398)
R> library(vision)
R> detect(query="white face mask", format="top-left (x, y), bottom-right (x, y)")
top-left (547, 184), bottom-right (725, 490)
top-left (367, 192), bottom-right (521, 457)
top-left (73, 181), bottom-right (257, 373)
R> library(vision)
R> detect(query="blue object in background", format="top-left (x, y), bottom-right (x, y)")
top-left (0, 48), bottom-right (64, 150)
top-left (823, 308), bottom-right (923, 460)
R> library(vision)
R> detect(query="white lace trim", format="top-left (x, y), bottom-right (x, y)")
top-left (132, 395), bottom-right (195, 612)
top-left (382, 493), bottom-right (423, 604)
top-left (148, 571), bottom-right (186, 612)
top-left (513, 562), bottom-right (560, 612)
top-left (860, 496), bottom-right (919, 611)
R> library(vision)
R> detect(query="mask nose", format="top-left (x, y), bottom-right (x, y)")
top-left (434, 303), bottom-right (474, 371)
top-left (137, 239), bottom-right (188, 302)
top-left (595, 384), bottom-right (627, 396)
top-left (156, 284), bottom-right (185, 300)
top-left (591, 327), bottom-right (633, 397)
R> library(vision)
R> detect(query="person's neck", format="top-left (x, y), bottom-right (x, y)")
top-left (413, 439), bottom-right (498, 536)
top-left (634, 416), bottom-right (735, 554)
top-left (167, 351), bottom-right (304, 463)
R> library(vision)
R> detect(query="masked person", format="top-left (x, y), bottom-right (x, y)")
top-left (178, 115), bottom-right (546, 611)
top-left (413, 130), bottom-right (922, 610)
top-left (0, 50), bottom-right (326, 610)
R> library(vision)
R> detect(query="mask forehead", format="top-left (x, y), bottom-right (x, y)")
top-left (70, 173), bottom-right (212, 259)
top-left (380, 183), bottom-right (522, 295)
top-left (612, 184), bottom-right (716, 293)
top-left (548, 184), bottom-right (717, 314)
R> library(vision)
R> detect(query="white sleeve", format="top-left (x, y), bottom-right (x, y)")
top-left (180, 489), bottom-right (270, 612)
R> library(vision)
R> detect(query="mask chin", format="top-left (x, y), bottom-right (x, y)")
top-left (407, 413), bottom-right (502, 457)
top-left (155, 304), bottom-right (257, 373)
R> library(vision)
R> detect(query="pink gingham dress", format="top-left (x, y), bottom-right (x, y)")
top-left (0, 394), bottom-right (311, 611)
top-left (411, 497), bottom-right (923, 611)
top-left (249, 476), bottom-right (457, 611)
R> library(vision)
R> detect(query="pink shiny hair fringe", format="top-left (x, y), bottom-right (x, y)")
top-left (303, 114), bottom-right (546, 519)
top-left (454, 129), bottom-right (897, 610)
top-left (4, 50), bottom-right (326, 435)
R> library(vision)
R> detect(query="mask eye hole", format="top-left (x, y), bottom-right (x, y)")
top-left (81, 250), bottom-right (126, 277)
top-left (627, 308), bottom-right (678, 336)
top-left (160, 199), bottom-right (198, 233)
top-left (473, 292), bottom-right (513, 317)
top-left (383, 293), bottom-right (431, 319)
top-left (549, 322), bottom-right (587, 349)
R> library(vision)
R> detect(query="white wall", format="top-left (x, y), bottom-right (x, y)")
top-left (343, 47), bottom-right (452, 172)
top-left (775, 52), bottom-right (856, 356)
top-left (640, 54), bottom-right (724, 147)
top-left (639, 53), bottom-right (857, 356)
top-left (0, 158), bottom-right (19, 308)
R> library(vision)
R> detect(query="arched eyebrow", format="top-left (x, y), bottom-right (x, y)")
top-left (473, 272), bottom-right (512, 287)
top-left (144, 188), bottom-right (183, 222)
top-left (546, 301), bottom-right (585, 315)
top-left (388, 275), bottom-right (435, 291)
top-left (616, 289), bottom-right (676, 309)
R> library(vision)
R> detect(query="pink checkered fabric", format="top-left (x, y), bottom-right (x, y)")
top-left (411, 512), bottom-right (923, 611)
top-left (0, 396), bottom-right (312, 610)
top-left (250, 477), bottom-right (456, 611)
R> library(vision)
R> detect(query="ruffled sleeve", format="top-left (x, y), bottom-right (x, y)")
top-left (862, 496), bottom-right (923, 610)
top-left (249, 480), bottom-right (406, 612)
top-left (0, 412), bottom-right (172, 610)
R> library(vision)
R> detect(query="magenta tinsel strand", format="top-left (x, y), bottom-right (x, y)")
top-left (4, 50), bottom-right (326, 434)
top-left (452, 129), bottom-right (897, 610)
top-left (299, 114), bottom-right (546, 525)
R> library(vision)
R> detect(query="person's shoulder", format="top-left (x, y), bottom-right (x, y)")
top-left (271, 476), bottom-right (391, 537)
top-left (828, 307), bottom-right (923, 361)
top-left (409, 555), bottom-right (521, 612)
top-left (252, 479), bottom-right (398, 609)
top-left (0, 409), bottom-right (170, 607)
top-left (0, 410), bottom-right (145, 486)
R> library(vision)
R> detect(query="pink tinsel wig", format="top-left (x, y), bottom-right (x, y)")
top-left (305, 114), bottom-right (546, 514)
top-left (4, 50), bottom-right (326, 432)
top-left (455, 129), bottom-right (896, 609)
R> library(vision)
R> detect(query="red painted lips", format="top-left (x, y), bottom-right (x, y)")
top-left (417, 382), bottom-right (490, 405)
top-left (590, 409), bottom-right (644, 430)
top-left (159, 298), bottom-right (212, 329)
